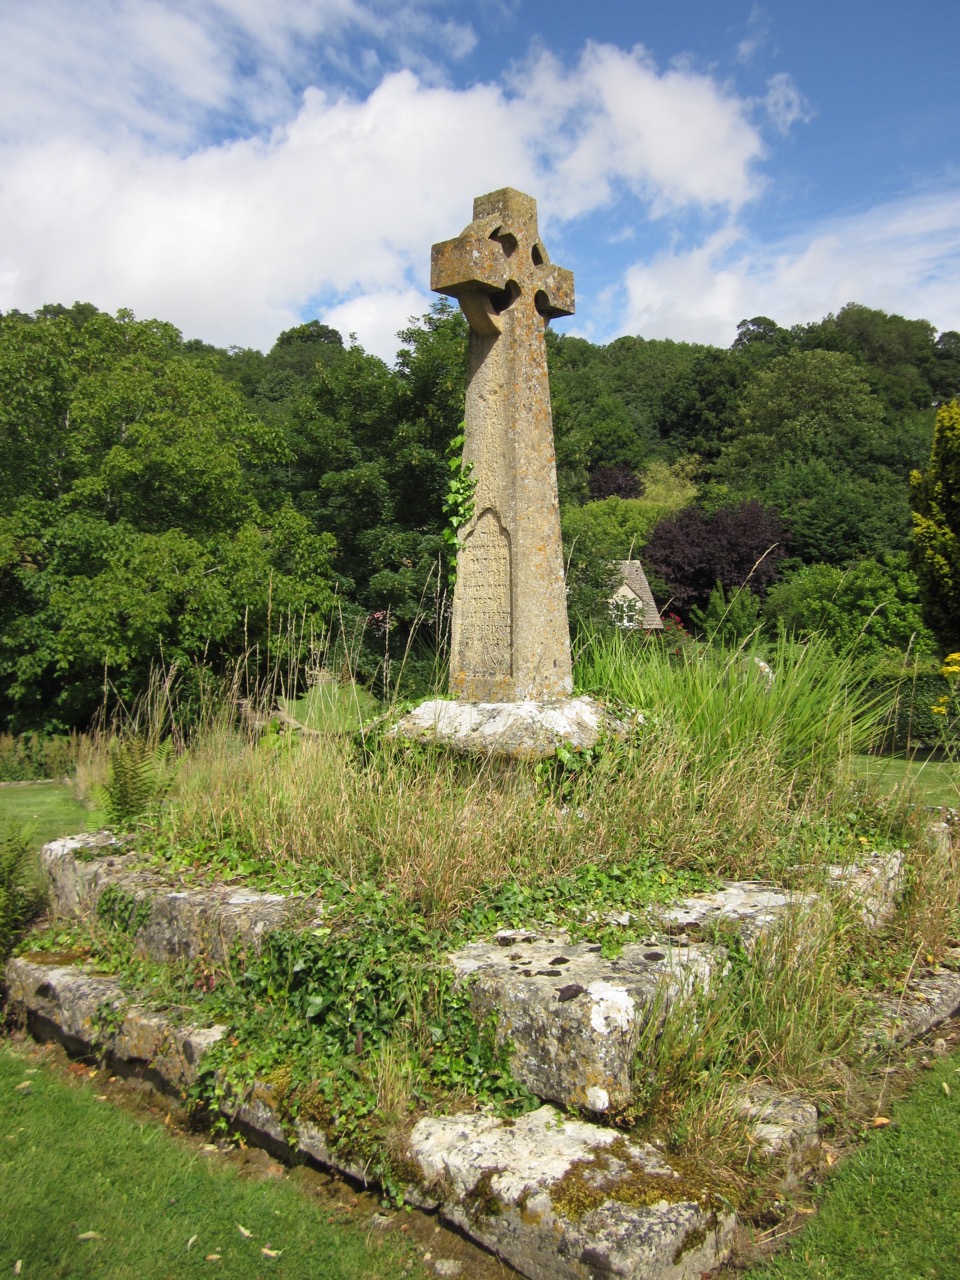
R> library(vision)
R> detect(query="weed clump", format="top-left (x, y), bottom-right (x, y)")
top-left (0, 827), bottom-right (44, 961)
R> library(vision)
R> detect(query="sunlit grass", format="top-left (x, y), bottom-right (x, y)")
top-left (116, 632), bottom-right (893, 922)
top-left (852, 752), bottom-right (960, 808)
top-left (743, 1047), bottom-right (960, 1279)
top-left (0, 1040), bottom-right (422, 1280)
top-left (0, 781), bottom-right (100, 852)
top-left (279, 679), bottom-right (377, 735)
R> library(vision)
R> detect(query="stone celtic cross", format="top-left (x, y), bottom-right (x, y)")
top-left (432, 188), bottom-right (574, 702)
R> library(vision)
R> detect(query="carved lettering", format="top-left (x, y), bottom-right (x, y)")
top-left (457, 509), bottom-right (511, 678)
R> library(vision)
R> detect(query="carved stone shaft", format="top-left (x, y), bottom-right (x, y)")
top-left (432, 188), bottom-right (574, 701)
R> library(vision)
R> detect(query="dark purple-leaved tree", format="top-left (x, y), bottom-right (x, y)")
top-left (645, 501), bottom-right (787, 619)
top-left (587, 464), bottom-right (642, 501)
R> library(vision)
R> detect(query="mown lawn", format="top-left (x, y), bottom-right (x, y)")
top-left (0, 1040), bottom-right (423, 1280)
top-left (0, 781), bottom-right (98, 851)
top-left (279, 680), bottom-right (377, 735)
top-left (852, 753), bottom-right (960, 808)
top-left (745, 1047), bottom-right (960, 1279)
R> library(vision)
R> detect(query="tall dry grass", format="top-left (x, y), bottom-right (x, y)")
top-left (71, 629), bottom-right (905, 927)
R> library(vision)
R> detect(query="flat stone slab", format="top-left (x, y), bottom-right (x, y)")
top-left (41, 834), bottom-right (322, 964)
top-left (868, 956), bottom-right (960, 1046)
top-left (388, 696), bottom-right (619, 759)
top-left (6, 955), bottom-right (224, 1088)
top-left (451, 932), bottom-right (717, 1113)
top-left (658, 854), bottom-right (903, 944)
top-left (449, 858), bottom-right (902, 1117)
top-left (656, 881), bottom-right (808, 948)
top-left (410, 1106), bottom-right (736, 1280)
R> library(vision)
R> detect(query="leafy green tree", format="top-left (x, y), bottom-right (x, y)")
top-left (0, 308), bottom-right (338, 730)
top-left (790, 303), bottom-right (939, 412)
top-left (764, 554), bottom-right (936, 658)
top-left (548, 332), bottom-right (703, 481)
top-left (720, 349), bottom-right (885, 485)
top-left (732, 315), bottom-right (791, 360)
top-left (761, 458), bottom-right (913, 566)
top-left (716, 347), bottom-right (923, 565)
top-left (933, 332), bottom-right (960, 404)
top-left (657, 347), bottom-right (750, 467)
top-left (912, 399), bottom-right (960, 648)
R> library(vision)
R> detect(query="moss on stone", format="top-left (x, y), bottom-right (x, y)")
top-left (550, 1136), bottom-right (734, 1224)
top-left (464, 1168), bottom-right (504, 1221)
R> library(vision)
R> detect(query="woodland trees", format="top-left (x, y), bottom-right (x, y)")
top-left (0, 295), bottom-right (950, 730)
top-left (0, 309), bottom-right (337, 729)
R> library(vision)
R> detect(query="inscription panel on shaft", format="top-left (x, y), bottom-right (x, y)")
top-left (458, 509), bottom-right (512, 678)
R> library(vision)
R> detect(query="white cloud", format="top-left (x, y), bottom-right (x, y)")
top-left (619, 190), bottom-right (960, 346)
top-left (512, 43), bottom-right (764, 218)
top-left (736, 5), bottom-right (771, 65)
top-left (0, 21), bottom-right (769, 359)
top-left (762, 72), bottom-right (814, 135)
top-left (0, 0), bottom-right (477, 149)
top-left (323, 285), bottom-right (433, 355)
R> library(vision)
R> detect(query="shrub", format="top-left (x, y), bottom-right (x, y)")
top-left (0, 734), bottom-right (81, 782)
top-left (912, 399), bottom-right (960, 648)
top-left (765, 554), bottom-right (936, 659)
top-left (864, 654), bottom-right (959, 753)
top-left (689, 583), bottom-right (764, 645)
top-left (645, 500), bottom-right (786, 620)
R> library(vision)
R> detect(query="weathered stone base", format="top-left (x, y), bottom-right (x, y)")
top-left (866, 951), bottom-right (960, 1047)
top-left (4, 954), bottom-right (735, 1280)
top-left (41, 834), bottom-right (323, 964)
top-left (387, 696), bottom-right (620, 759)
top-left (410, 1107), bottom-right (737, 1280)
top-left (7, 834), bottom-right (940, 1280)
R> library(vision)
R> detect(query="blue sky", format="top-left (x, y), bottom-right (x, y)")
top-left (1, 1), bottom-right (958, 360)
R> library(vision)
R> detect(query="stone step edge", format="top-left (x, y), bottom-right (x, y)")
top-left (40, 834), bottom-right (904, 964)
top-left (17, 951), bottom-right (960, 1279)
top-left (4, 953), bottom-right (737, 1280)
top-left (34, 837), bottom-right (907, 1121)
top-left (40, 834), bottom-right (324, 965)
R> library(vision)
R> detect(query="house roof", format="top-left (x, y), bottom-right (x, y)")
top-left (613, 561), bottom-right (663, 629)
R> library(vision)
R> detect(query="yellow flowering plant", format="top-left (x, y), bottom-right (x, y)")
top-left (932, 653), bottom-right (960, 718)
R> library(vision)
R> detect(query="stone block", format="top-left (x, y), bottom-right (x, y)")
top-left (5, 955), bottom-right (225, 1087)
top-left (868, 956), bottom-right (960, 1046)
top-left (388, 696), bottom-right (618, 759)
top-left (450, 932), bottom-right (718, 1113)
top-left (41, 834), bottom-right (323, 963)
top-left (657, 881), bottom-right (811, 948)
top-left (410, 1105), bottom-right (736, 1280)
